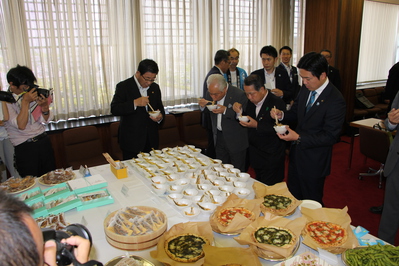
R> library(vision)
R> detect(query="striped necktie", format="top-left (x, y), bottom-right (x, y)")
top-left (306, 91), bottom-right (317, 113)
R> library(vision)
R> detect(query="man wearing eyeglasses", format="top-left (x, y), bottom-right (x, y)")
top-left (111, 59), bottom-right (165, 160)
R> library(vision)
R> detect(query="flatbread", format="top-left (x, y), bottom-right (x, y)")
top-left (262, 194), bottom-right (293, 215)
top-left (217, 207), bottom-right (255, 227)
top-left (164, 233), bottom-right (210, 263)
top-left (253, 226), bottom-right (296, 248)
top-left (305, 221), bottom-right (347, 248)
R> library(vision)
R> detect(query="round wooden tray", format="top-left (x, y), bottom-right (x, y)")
top-left (103, 206), bottom-right (167, 251)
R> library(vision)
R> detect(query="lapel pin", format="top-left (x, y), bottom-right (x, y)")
top-left (316, 102), bottom-right (320, 106)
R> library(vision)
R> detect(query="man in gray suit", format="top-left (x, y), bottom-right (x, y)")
top-left (199, 74), bottom-right (248, 171)
top-left (378, 91), bottom-right (399, 245)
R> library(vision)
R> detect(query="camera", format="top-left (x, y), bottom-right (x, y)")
top-left (42, 223), bottom-right (92, 266)
top-left (27, 84), bottom-right (53, 98)
top-left (0, 91), bottom-right (16, 103)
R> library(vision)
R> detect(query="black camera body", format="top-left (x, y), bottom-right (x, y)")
top-left (42, 224), bottom-right (92, 266)
top-left (27, 85), bottom-right (52, 98)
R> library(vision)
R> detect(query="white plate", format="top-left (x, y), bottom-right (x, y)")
top-left (300, 200), bottom-right (322, 210)
top-left (274, 251), bottom-right (332, 265)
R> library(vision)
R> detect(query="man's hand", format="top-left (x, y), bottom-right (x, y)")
top-left (149, 110), bottom-right (163, 122)
top-left (270, 108), bottom-right (283, 120)
top-left (271, 88), bottom-right (283, 97)
top-left (198, 98), bottom-right (209, 108)
top-left (239, 116), bottom-right (257, 128)
top-left (22, 89), bottom-right (38, 103)
top-left (388, 108), bottom-right (399, 125)
top-left (212, 104), bottom-right (226, 114)
top-left (232, 102), bottom-right (242, 114)
top-left (134, 96), bottom-right (149, 107)
top-left (43, 236), bottom-right (91, 266)
top-left (276, 126), bottom-right (299, 141)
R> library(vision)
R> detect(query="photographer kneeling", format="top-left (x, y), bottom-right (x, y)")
top-left (0, 189), bottom-right (94, 266)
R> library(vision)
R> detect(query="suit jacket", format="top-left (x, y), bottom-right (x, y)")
top-left (283, 82), bottom-right (346, 177)
top-left (205, 85), bottom-right (249, 153)
top-left (203, 66), bottom-right (224, 97)
top-left (327, 65), bottom-right (342, 91)
top-left (110, 76), bottom-right (165, 154)
top-left (251, 68), bottom-right (293, 104)
top-left (384, 62), bottom-right (399, 110)
top-left (276, 62), bottom-right (300, 100)
top-left (245, 91), bottom-right (286, 162)
top-left (384, 91), bottom-right (399, 176)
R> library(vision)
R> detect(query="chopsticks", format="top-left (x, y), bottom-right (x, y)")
top-left (147, 103), bottom-right (155, 112)
top-left (102, 153), bottom-right (118, 168)
top-left (273, 106), bottom-right (279, 125)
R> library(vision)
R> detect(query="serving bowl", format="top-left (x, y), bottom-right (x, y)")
top-left (206, 104), bottom-right (218, 111)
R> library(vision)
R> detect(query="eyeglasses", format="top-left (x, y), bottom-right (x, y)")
top-left (141, 75), bottom-right (157, 82)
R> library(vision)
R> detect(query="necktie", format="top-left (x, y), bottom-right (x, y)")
top-left (306, 91), bottom-right (317, 113)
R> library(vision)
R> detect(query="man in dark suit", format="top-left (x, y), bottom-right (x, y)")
top-left (378, 91), bottom-right (399, 245)
top-left (383, 61), bottom-right (399, 111)
top-left (233, 74), bottom-right (286, 185)
top-left (202, 50), bottom-right (231, 158)
top-left (111, 59), bottom-right (165, 160)
top-left (277, 46), bottom-right (300, 102)
top-left (321, 49), bottom-right (342, 91)
top-left (251, 45), bottom-right (293, 105)
top-left (271, 52), bottom-right (346, 204)
top-left (199, 74), bottom-right (248, 171)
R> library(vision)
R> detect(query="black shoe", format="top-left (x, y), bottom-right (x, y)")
top-left (369, 205), bottom-right (383, 214)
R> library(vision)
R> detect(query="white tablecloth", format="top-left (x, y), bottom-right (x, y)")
top-left (35, 162), bottom-right (369, 265)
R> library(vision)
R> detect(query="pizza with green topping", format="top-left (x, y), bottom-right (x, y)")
top-left (262, 194), bottom-right (293, 215)
top-left (253, 226), bottom-right (296, 248)
top-left (164, 233), bottom-right (210, 262)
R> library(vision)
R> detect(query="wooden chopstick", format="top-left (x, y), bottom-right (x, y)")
top-left (102, 153), bottom-right (118, 168)
top-left (147, 103), bottom-right (155, 112)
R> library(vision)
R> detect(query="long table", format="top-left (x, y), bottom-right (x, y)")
top-left (34, 161), bottom-right (375, 265)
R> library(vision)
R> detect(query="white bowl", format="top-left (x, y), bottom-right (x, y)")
top-left (197, 202), bottom-right (217, 213)
top-left (211, 179), bottom-right (225, 187)
top-left (149, 149), bottom-right (163, 156)
top-left (274, 125), bottom-right (287, 134)
top-left (234, 187), bottom-right (251, 198)
top-left (196, 184), bottom-right (212, 191)
top-left (206, 105), bottom-right (218, 111)
top-left (182, 188), bottom-right (199, 198)
top-left (208, 189), bottom-right (221, 196)
top-left (137, 152), bottom-right (150, 158)
top-left (219, 185), bottom-right (235, 193)
top-left (237, 173), bottom-right (250, 182)
top-left (151, 184), bottom-right (167, 195)
top-left (167, 193), bottom-right (184, 201)
top-left (182, 206), bottom-right (201, 218)
top-left (165, 174), bottom-right (180, 182)
top-left (192, 195), bottom-right (205, 203)
top-left (222, 164), bottom-right (234, 169)
top-left (149, 110), bottom-right (161, 118)
top-left (172, 198), bottom-right (192, 208)
top-left (233, 181), bottom-right (246, 188)
top-left (238, 115), bottom-right (249, 122)
top-left (211, 196), bottom-right (225, 205)
top-left (300, 200), bottom-right (322, 210)
top-left (167, 184), bottom-right (184, 193)
top-left (228, 168), bottom-right (241, 175)
top-left (175, 178), bottom-right (190, 187)
top-left (151, 176), bottom-right (167, 185)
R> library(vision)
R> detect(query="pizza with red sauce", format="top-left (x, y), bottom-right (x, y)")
top-left (217, 207), bottom-right (255, 226)
top-left (305, 221), bottom-right (347, 248)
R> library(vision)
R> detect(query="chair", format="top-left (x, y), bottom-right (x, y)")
top-left (181, 110), bottom-right (208, 151)
top-left (158, 114), bottom-right (186, 149)
top-left (110, 122), bottom-right (123, 160)
top-left (358, 126), bottom-right (392, 188)
top-left (62, 126), bottom-right (106, 169)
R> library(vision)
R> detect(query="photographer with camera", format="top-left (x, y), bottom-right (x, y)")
top-left (0, 189), bottom-right (94, 266)
top-left (5, 65), bottom-right (55, 177)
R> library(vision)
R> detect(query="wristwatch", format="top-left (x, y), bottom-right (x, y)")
top-left (293, 135), bottom-right (301, 145)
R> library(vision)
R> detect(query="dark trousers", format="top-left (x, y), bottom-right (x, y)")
top-left (15, 136), bottom-right (55, 177)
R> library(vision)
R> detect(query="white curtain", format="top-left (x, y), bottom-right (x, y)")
top-left (357, 0), bottom-right (399, 83)
top-left (0, 0), bottom-right (305, 120)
